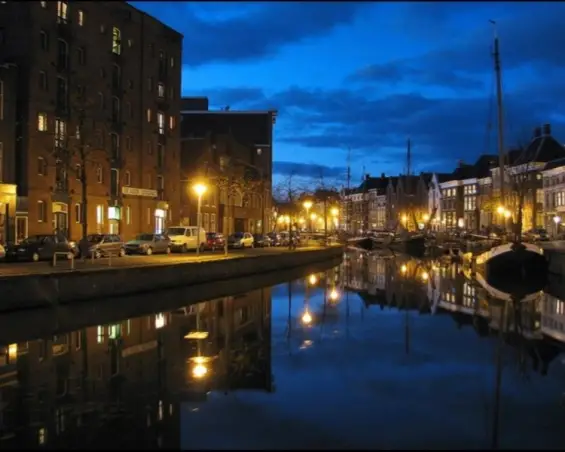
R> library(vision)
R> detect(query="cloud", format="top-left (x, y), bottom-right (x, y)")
top-left (133, 2), bottom-right (369, 67)
top-left (273, 161), bottom-right (346, 179)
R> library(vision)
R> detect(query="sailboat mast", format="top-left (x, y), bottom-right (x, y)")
top-left (346, 147), bottom-right (351, 231)
top-left (406, 138), bottom-right (412, 177)
top-left (491, 20), bottom-right (506, 205)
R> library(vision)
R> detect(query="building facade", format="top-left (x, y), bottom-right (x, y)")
top-left (179, 101), bottom-right (276, 235)
top-left (0, 1), bottom-right (182, 242)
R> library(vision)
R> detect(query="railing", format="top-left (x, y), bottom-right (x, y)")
top-left (90, 250), bottom-right (120, 266)
top-left (53, 251), bottom-right (74, 270)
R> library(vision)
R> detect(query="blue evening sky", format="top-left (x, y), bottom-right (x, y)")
top-left (131, 1), bottom-right (565, 188)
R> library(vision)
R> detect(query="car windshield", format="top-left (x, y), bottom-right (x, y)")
top-left (166, 228), bottom-right (186, 236)
top-left (21, 235), bottom-right (49, 245)
top-left (87, 234), bottom-right (104, 243)
top-left (136, 234), bottom-right (154, 241)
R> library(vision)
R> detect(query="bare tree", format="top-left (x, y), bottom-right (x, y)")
top-left (311, 168), bottom-right (340, 238)
top-left (273, 172), bottom-right (301, 204)
top-left (47, 77), bottom-right (100, 241)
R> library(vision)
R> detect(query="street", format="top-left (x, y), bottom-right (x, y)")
top-left (0, 245), bottom-right (329, 277)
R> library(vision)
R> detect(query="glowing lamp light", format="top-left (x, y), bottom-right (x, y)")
top-left (553, 216), bottom-right (561, 224)
top-left (400, 264), bottom-right (407, 274)
top-left (496, 205), bottom-right (505, 214)
top-left (329, 289), bottom-right (339, 301)
top-left (423, 214), bottom-right (430, 222)
top-left (331, 207), bottom-right (339, 217)
top-left (308, 274), bottom-right (318, 285)
top-left (303, 200), bottom-right (313, 210)
top-left (310, 213), bottom-right (317, 221)
top-left (193, 183), bottom-right (207, 197)
top-left (503, 210), bottom-right (511, 219)
top-left (421, 271), bottom-right (429, 282)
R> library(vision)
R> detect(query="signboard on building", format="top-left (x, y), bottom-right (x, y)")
top-left (122, 187), bottom-right (158, 198)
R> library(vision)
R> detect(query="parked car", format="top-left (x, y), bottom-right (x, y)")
top-left (0, 243), bottom-right (5, 261)
top-left (166, 226), bottom-right (207, 252)
top-left (4, 234), bottom-right (73, 262)
top-left (525, 228), bottom-right (549, 242)
top-left (84, 234), bottom-right (126, 258)
top-left (124, 233), bottom-right (171, 255)
top-left (205, 232), bottom-right (225, 251)
top-left (253, 234), bottom-right (272, 247)
top-left (278, 231), bottom-right (290, 246)
top-left (267, 232), bottom-right (282, 246)
top-left (228, 232), bottom-right (254, 249)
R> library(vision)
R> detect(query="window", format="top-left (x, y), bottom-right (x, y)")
top-left (125, 136), bottom-right (131, 152)
top-left (37, 113), bottom-right (47, 131)
top-left (40, 1), bottom-right (47, 7)
top-left (0, 80), bottom-right (3, 120)
top-left (170, 56), bottom-right (175, 68)
top-left (56, 76), bottom-right (68, 111)
top-left (98, 92), bottom-right (104, 110)
top-left (74, 203), bottom-right (81, 223)
top-left (110, 169), bottom-right (119, 197)
top-left (157, 144), bottom-right (164, 167)
top-left (0, 142), bottom-right (3, 182)
top-left (96, 166), bottom-right (103, 183)
top-left (127, 39), bottom-right (133, 48)
top-left (111, 96), bottom-right (120, 123)
top-left (54, 118), bottom-right (66, 148)
top-left (56, 1), bottom-right (68, 23)
top-left (126, 206), bottom-right (131, 225)
top-left (37, 201), bottom-right (46, 222)
top-left (96, 205), bottom-right (104, 227)
top-left (157, 111), bottom-right (164, 134)
top-left (112, 64), bottom-right (121, 90)
top-left (40, 30), bottom-right (48, 51)
top-left (169, 86), bottom-right (174, 100)
top-left (147, 140), bottom-right (153, 155)
top-left (39, 71), bottom-right (47, 90)
top-left (147, 207), bottom-right (151, 225)
top-left (157, 83), bottom-right (165, 98)
top-left (169, 115), bottom-right (175, 130)
top-left (146, 108), bottom-right (151, 123)
top-left (157, 175), bottom-right (164, 191)
top-left (147, 77), bottom-right (153, 92)
top-left (57, 39), bottom-right (68, 69)
top-left (77, 47), bottom-right (86, 65)
top-left (125, 170), bottom-right (131, 186)
top-left (158, 50), bottom-right (166, 77)
top-left (112, 27), bottom-right (121, 55)
top-left (110, 133), bottom-right (119, 160)
top-left (37, 157), bottom-right (47, 175)
top-left (77, 9), bottom-right (84, 26)
top-left (210, 213), bottom-right (216, 233)
top-left (100, 24), bottom-right (106, 34)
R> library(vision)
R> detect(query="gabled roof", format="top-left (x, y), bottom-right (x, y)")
top-left (509, 133), bottom-right (565, 166)
top-left (543, 157), bottom-right (565, 172)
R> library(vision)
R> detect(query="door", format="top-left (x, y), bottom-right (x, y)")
top-left (234, 218), bottom-right (245, 233)
top-left (54, 212), bottom-right (68, 237)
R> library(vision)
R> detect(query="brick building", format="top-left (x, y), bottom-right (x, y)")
top-left (0, 1), bottom-right (182, 242)
top-left (179, 99), bottom-right (276, 235)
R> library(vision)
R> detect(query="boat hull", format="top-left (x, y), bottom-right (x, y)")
top-left (482, 243), bottom-right (547, 293)
top-left (389, 236), bottom-right (426, 257)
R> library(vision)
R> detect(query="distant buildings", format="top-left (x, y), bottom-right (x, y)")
top-left (343, 123), bottom-right (565, 235)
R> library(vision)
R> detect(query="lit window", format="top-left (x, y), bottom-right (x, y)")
top-left (96, 326), bottom-right (104, 343)
top-left (77, 9), bottom-right (84, 26)
top-left (40, 1), bottom-right (47, 8)
top-left (37, 157), bottom-right (47, 175)
top-left (157, 82), bottom-right (165, 98)
top-left (96, 205), bottom-right (104, 224)
top-left (112, 27), bottom-right (121, 55)
top-left (155, 313), bottom-right (166, 329)
top-left (169, 115), bottom-right (175, 130)
top-left (126, 205), bottom-right (131, 225)
top-left (74, 203), bottom-right (81, 223)
top-left (146, 108), bottom-right (151, 123)
top-left (96, 166), bottom-right (103, 183)
top-left (125, 170), bottom-right (131, 186)
top-left (56, 1), bottom-right (68, 23)
top-left (170, 57), bottom-right (174, 68)
top-left (157, 111), bottom-right (164, 134)
top-left (37, 200), bottom-right (45, 222)
top-left (37, 113), bottom-right (47, 131)
top-left (54, 118), bottom-right (66, 148)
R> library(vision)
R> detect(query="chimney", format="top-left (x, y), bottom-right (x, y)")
top-left (381, 172), bottom-right (385, 179)
top-left (364, 173), bottom-right (370, 181)
top-left (458, 159), bottom-right (465, 168)
top-left (543, 123), bottom-right (551, 136)
top-left (533, 126), bottom-right (542, 138)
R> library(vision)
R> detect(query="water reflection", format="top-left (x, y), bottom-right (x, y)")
top-left (0, 253), bottom-right (564, 449)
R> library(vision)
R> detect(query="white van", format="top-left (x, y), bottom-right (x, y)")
top-left (166, 226), bottom-right (207, 252)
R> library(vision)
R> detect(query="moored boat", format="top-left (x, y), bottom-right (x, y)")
top-left (475, 242), bottom-right (547, 293)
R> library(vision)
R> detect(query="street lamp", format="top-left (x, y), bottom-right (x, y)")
top-left (553, 215), bottom-right (561, 237)
top-left (303, 200), bottom-right (313, 233)
top-left (192, 182), bottom-right (207, 257)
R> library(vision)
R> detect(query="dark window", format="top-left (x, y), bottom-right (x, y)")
top-left (39, 71), bottom-right (48, 90)
top-left (110, 133), bottom-right (119, 160)
top-left (77, 47), bottom-right (86, 65)
top-left (40, 30), bottom-right (49, 51)
top-left (111, 97), bottom-right (120, 123)
top-left (56, 77), bottom-right (68, 111)
top-left (110, 169), bottom-right (119, 197)
top-left (57, 39), bottom-right (68, 70)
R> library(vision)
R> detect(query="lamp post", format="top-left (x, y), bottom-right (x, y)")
top-left (303, 200), bottom-right (313, 233)
top-left (553, 215), bottom-right (561, 238)
top-left (193, 182), bottom-right (207, 257)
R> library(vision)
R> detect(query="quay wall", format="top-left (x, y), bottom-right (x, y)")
top-left (0, 247), bottom-right (344, 312)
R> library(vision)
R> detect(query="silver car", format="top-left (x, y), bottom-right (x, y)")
top-left (124, 233), bottom-right (171, 256)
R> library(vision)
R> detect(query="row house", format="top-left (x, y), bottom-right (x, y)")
top-left (541, 157), bottom-right (565, 234)
top-left (387, 173), bottom-right (431, 230)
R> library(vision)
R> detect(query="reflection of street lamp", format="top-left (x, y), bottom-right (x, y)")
top-left (400, 264), bottom-right (407, 275)
top-left (401, 214), bottom-right (408, 229)
top-left (192, 363), bottom-right (208, 379)
top-left (421, 271), bottom-right (429, 282)
top-left (503, 210), bottom-right (511, 220)
top-left (329, 288), bottom-right (339, 301)
top-left (553, 215), bottom-right (561, 237)
top-left (423, 214), bottom-right (430, 222)
top-left (193, 183), bottom-right (207, 257)
top-left (301, 310), bottom-right (313, 325)
top-left (308, 274), bottom-right (318, 285)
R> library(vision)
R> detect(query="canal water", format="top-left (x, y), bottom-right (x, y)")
top-left (0, 251), bottom-right (564, 449)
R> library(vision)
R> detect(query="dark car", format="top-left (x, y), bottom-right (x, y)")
top-left (4, 234), bottom-right (73, 262)
top-left (83, 234), bottom-right (126, 258)
top-left (267, 232), bottom-right (282, 246)
top-left (253, 234), bottom-right (272, 247)
top-left (205, 232), bottom-right (225, 251)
